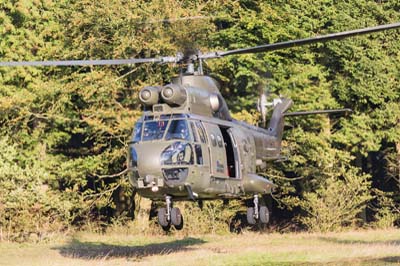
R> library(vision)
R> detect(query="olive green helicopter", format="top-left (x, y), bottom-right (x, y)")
top-left (1, 22), bottom-right (400, 231)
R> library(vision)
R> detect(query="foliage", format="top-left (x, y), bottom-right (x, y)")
top-left (0, 137), bottom-right (71, 241)
top-left (372, 192), bottom-right (400, 229)
top-left (181, 200), bottom-right (245, 235)
top-left (298, 169), bottom-right (372, 232)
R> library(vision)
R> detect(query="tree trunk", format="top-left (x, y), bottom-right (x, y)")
top-left (396, 142), bottom-right (400, 190)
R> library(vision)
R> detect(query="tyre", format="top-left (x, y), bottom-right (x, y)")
top-left (246, 207), bottom-right (256, 225)
top-left (161, 224), bottom-right (171, 232)
top-left (171, 207), bottom-right (184, 230)
top-left (157, 207), bottom-right (169, 228)
top-left (259, 206), bottom-right (270, 224)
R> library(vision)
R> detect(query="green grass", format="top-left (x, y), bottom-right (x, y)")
top-left (0, 229), bottom-right (400, 266)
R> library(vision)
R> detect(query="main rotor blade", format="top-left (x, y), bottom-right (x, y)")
top-left (201, 22), bottom-right (400, 59)
top-left (0, 58), bottom-right (168, 67)
top-left (284, 108), bottom-right (352, 117)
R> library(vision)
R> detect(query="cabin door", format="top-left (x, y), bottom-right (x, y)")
top-left (220, 126), bottom-right (241, 179)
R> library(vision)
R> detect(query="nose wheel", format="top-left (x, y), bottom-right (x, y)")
top-left (157, 196), bottom-right (184, 231)
top-left (246, 195), bottom-right (270, 225)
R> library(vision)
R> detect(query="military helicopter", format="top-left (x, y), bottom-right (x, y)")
top-left (1, 22), bottom-right (400, 231)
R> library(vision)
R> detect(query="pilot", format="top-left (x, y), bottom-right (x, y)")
top-left (174, 143), bottom-right (192, 164)
top-left (156, 120), bottom-right (167, 138)
top-left (177, 151), bottom-right (185, 161)
top-left (176, 121), bottom-right (189, 140)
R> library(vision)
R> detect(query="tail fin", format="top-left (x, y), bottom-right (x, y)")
top-left (267, 98), bottom-right (293, 140)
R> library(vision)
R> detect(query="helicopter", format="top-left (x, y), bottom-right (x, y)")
top-left (1, 22), bottom-right (400, 231)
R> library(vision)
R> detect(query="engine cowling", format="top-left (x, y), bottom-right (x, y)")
top-left (161, 84), bottom-right (187, 106)
top-left (139, 86), bottom-right (161, 106)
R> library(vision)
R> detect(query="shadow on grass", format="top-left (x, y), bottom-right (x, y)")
top-left (318, 236), bottom-right (400, 245)
top-left (379, 256), bottom-right (400, 263)
top-left (301, 256), bottom-right (400, 266)
top-left (54, 237), bottom-right (206, 260)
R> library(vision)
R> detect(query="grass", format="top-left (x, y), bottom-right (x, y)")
top-left (0, 228), bottom-right (399, 266)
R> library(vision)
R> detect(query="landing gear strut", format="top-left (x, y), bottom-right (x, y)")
top-left (157, 195), bottom-right (184, 231)
top-left (246, 194), bottom-right (270, 225)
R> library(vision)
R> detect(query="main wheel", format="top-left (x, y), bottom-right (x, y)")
top-left (157, 207), bottom-right (170, 231)
top-left (259, 206), bottom-right (270, 224)
top-left (171, 207), bottom-right (184, 230)
top-left (246, 207), bottom-right (256, 225)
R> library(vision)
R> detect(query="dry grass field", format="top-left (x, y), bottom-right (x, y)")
top-left (0, 228), bottom-right (399, 266)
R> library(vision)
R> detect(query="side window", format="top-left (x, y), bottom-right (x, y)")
top-left (210, 134), bottom-right (217, 146)
top-left (195, 144), bottom-right (203, 165)
top-left (132, 122), bottom-right (143, 143)
top-left (195, 121), bottom-right (207, 143)
top-left (216, 135), bottom-right (223, 147)
top-left (190, 122), bottom-right (198, 142)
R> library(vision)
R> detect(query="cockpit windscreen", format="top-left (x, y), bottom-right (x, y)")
top-left (133, 115), bottom-right (193, 142)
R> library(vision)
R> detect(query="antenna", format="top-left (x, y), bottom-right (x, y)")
top-left (198, 59), bottom-right (204, 75)
top-left (186, 63), bottom-right (195, 74)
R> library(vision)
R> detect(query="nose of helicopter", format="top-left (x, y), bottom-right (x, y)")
top-left (130, 142), bottom-right (164, 178)
top-left (128, 140), bottom-right (193, 194)
top-left (128, 142), bottom-right (166, 193)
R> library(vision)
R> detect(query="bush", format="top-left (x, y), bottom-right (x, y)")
top-left (0, 137), bottom-right (72, 241)
top-left (180, 200), bottom-right (245, 235)
top-left (372, 194), bottom-right (400, 229)
top-left (298, 167), bottom-right (372, 232)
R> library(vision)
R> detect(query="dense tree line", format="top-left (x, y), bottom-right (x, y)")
top-left (0, 0), bottom-right (399, 238)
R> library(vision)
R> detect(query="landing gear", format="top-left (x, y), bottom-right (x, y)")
top-left (246, 195), bottom-right (270, 225)
top-left (157, 196), bottom-right (184, 231)
top-left (171, 207), bottom-right (184, 230)
top-left (246, 207), bottom-right (257, 225)
top-left (157, 207), bottom-right (171, 231)
top-left (259, 206), bottom-right (270, 224)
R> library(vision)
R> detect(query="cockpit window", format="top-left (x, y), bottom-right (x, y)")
top-left (142, 120), bottom-right (168, 141)
top-left (190, 122), bottom-right (198, 143)
top-left (132, 122), bottom-right (143, 143)
top-left (172, 114), bottom-right (187, 118)
top-left (165, 120), bottom-right (191, 141)
top-left (160, 114), bottom-right (171, 119)
top-left (195, 121), bottom-right (207, 143)
top-left (160, 142), bottom-right (193, 165)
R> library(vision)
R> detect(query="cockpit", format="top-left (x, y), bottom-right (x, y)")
top-left (132, 114), bottom-right (191, 143)
top-left (129, 113), bottom-right (207, 185)
top-left (131, 114), bottom-right (196, 167)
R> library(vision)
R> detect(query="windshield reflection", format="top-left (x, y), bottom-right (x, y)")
top-left (134, 115), bottom-right (193, 142)
top-left (160, 142), bottom-right (193, 165)
top-left (142, 120), bottom-right (168, 141)
top-left (132, 122), bottom-right (143, 143)
top-left (165, 120), bottom-right (190, 141)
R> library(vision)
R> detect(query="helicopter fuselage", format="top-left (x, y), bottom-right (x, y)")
top-left (127, 75), bottom-right (292, 201)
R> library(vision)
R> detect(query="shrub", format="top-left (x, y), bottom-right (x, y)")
top-left (298, 167), bottom-right (372, 232)
top-left (372, 194), bottom-right (400, 229)
top-left (0, 137), bottom-right (72, 241)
